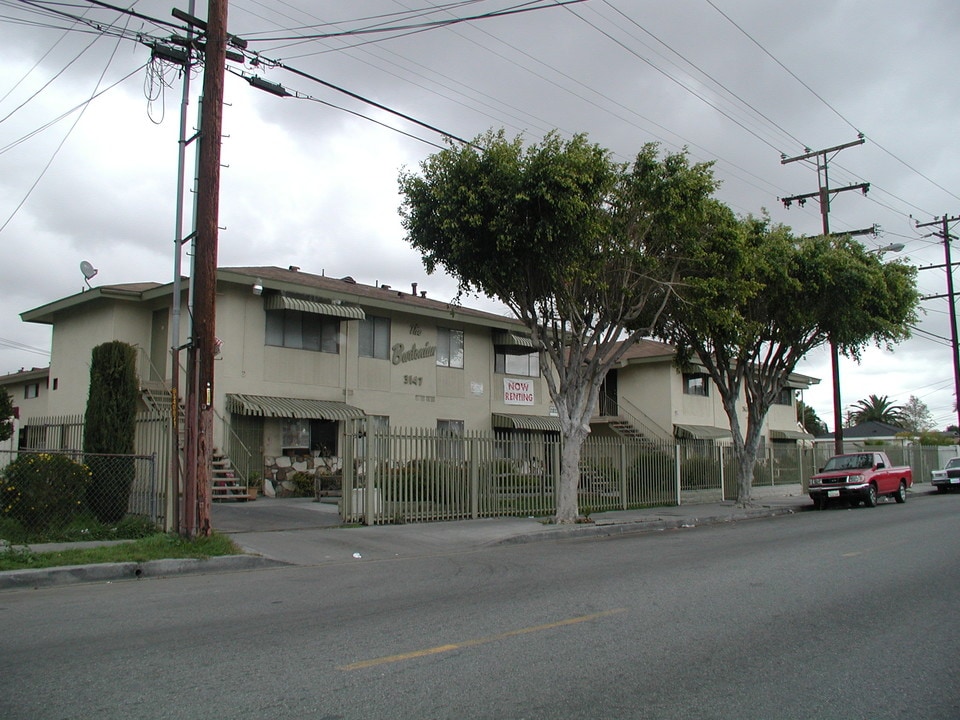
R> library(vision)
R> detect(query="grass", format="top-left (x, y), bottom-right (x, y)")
top-left (0, 532), bottom-right (242, 571)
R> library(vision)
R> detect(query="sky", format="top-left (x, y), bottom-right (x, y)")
top-left (1, 0), bottom-right (959, 431)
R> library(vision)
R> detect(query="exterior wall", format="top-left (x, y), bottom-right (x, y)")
top-left (209, 285), bottom-right (554, 449)
top-left (47, 303), bottom-right (155, 415)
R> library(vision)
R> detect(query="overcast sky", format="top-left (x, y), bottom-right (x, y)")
top-left (2, 0), bottom-right (958, 430)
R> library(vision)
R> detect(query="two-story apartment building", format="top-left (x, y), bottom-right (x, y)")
top-left (4, 264), bottom-right (816, 485)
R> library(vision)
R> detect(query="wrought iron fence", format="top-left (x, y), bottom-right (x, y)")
top-left (0, 449), bottom-right (162, 544)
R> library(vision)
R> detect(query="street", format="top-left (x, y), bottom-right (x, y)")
top-left (2, 492), bottom-right (959, 720)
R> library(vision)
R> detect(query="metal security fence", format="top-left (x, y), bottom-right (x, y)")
top-left (339, 423), bottom-right (779, 525)
top-left (0, 449), bottom-right (162, 543)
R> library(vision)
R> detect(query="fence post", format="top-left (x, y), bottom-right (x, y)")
top-left (675, 443), bottom-right (682, 506)
top-left (718, 444), bottom-right (725, 500)
top-left (469, 435), bottom-right (479, 519)
top-left (618, 440), bottom-right (627, 510)
top-left (365, 422), bottom-right (377, 526)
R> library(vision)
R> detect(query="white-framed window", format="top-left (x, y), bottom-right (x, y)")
top-left (359, 316), bottom-right (391, 359)
top-left (436, 327), bottom-right (464, 368)
top-left (683, 373), bottom-right (709, 397)
top-left (265, 309), bottom-right (339, 353)
top-left (495, 350), bottom-right (539, 378)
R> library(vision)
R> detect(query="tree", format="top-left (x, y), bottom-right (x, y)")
top-left (0, 389), bottom-right (14, 443)
top-left (83, 341), bottom-right (139, 523)
top-left (898, 395), bottom-right (933, 433)
top-left (658, 220), bottom-right (919, 506)
top-left (849, 394), bottom-right (905, 427)
top-left (399, 131), bottom-right (719, 523)
top-left (798, 401), bottom-right (827, 437)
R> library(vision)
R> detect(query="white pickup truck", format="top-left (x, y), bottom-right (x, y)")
top-left (931, 457), bottom-right (960, 493)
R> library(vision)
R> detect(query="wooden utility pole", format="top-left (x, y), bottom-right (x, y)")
top-left (916, 213), bottom-right (960, 434)
top-left (184, 0), bottom-right (229, 538)
top-left (781, 137), bottom-right (870, 455)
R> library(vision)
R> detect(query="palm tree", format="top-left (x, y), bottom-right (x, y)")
top-left (850, 394), bottom-right (905, 427)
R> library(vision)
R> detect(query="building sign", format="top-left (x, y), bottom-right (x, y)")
top-left (392, 342), bottom-right (436, 365)
top-left (503, 378), bottom-right (535, 405)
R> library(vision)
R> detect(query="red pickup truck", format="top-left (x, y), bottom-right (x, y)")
top-left (808, 451), bottom-right (913, 509)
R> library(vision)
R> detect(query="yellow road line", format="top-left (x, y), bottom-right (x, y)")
top-left (338, 608), bottom-right (627, 671)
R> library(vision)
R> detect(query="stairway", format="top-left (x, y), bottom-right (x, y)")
top-left (211, 453), bottom-right (254, 502)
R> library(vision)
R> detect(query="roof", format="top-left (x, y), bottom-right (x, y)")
top-left (220, 266), bottom-right (523, 330)
top-left (816, 420), bottom-right (906, 440)
top-left (21, 266), bottom-right (525, 332)
top-left (21, 282), bottom-right (166, 325)
top-left (0, 366), bottom-right (50, 385)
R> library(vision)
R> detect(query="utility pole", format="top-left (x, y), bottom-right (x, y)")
top-left (183, 0), bottom-right (229, 538)
top-left (915, 213), bottom-right (960, 433)
top-left (780, 136), bottom-right (870, 455)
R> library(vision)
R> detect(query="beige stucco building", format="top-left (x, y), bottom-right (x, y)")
top-left (3, 265), bottom-right (817, 476)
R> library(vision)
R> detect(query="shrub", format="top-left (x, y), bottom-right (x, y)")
top-left (83, 341), bottom-right (138, 523)
top-left (681, 455), bottom-right (716, 489)
top-left (1, 453), bottom-right (91, 533)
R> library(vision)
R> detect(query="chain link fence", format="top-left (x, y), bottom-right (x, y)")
top-left (0, 449), bottom-right (162, 544)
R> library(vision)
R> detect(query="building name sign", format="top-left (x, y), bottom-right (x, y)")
top-left (503, 378), bottom-right (535, 405)
top-left (392, 342), bottom-right (436, 365)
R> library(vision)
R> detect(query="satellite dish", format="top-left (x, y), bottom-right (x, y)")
top-left (80, 260), bottom-right (98, 289)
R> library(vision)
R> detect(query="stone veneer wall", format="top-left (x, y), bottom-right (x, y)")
top-left (262, 452), bottom-right (343, 498)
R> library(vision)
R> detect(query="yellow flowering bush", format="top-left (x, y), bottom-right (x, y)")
top-left (1, 453), bottom-right (91, 533)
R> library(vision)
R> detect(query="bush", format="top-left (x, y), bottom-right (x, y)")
top-left (681, 455), bottom-right (716, 489)
top-left (1, 453), bottom-right (91, 533)
top-left (85, 455), bottom-right (136, 524)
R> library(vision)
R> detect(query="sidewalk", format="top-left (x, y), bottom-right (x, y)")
top-left (0, 484), bottom-right (811, 591)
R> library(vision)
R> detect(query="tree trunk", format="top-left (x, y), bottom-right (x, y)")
top-left (555, 430), bottom-right (587, 523)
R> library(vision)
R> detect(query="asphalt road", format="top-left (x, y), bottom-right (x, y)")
top-left (2, 492), bottom-right (958, 720)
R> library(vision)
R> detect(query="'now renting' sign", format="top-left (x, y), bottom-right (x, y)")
top-left (503, 378), bottom-right (535, 405)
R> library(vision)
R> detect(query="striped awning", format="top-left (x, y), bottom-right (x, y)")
top-left (770, 429), bottom-right (814, 440)
top-left (265, 294), bottom-right (365, 320)
top-left (492, 413), bottom-right (562, 432)
top-left (227, 394), bottom-right (365, 420)
top-left (492, 330), bottom-right (535, 349)
top-left (674, 424), bottom-right (732, 440)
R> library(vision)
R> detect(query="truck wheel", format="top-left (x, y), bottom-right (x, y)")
top-left (812, 495), bottom-right (827, 510)
top-left (937, 485), bottom-right (949, 494)
top-left (894, 480), bottom-right (907, 503)
top-left (864, 483), bottom-right (878, 508)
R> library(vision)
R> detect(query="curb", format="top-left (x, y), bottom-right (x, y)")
top-left (496, 505), bottom-right (800, 545)
top-left (0, 554), bottom-right (287, 591)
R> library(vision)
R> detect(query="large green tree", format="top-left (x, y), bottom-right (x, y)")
top-left (83, 341), bottom-right (139, 522)
top-left (658, 219), bottom-right (919, 506)
top-left (0, 389), bottom-right (14, 443)
top-left (399, 131), bottom-right (719, 523)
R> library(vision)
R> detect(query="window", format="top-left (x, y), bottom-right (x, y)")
top-left (436, 327), bottom-right (464, 368)
top-left (683, 373), bottom-right (709, 397)
top-left (359, 316), bottom-right (391, 359)
top-left (437, 419), bottom-right (464, 461)
top-left (265, 309), bottom-right (339, 353)
top-left (495, 350), bottom-right (540, 378)
top-left (774, 387), bottom-right (795, 406)
top-left (24, 383), bottom-right (39, 399)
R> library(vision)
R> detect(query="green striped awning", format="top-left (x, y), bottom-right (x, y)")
top-left (227, 394), bottom-right (365, 420)
top-left (770, 429), bottom-right (814, 440)
top-left (674, 424), bottom-right (732, 440)
top-left (492, 413), bottom-right (562, 432)
top-left (492, 330), bottom-right (535, 349)
top-left (265, 294), bottom-right (365, 320)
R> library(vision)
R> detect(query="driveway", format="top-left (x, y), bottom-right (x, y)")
top-left (210, 496), bottom-right (343, 533)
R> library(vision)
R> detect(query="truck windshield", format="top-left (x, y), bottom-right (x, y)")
top-left (823, 454), bottom-right (873, 471)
